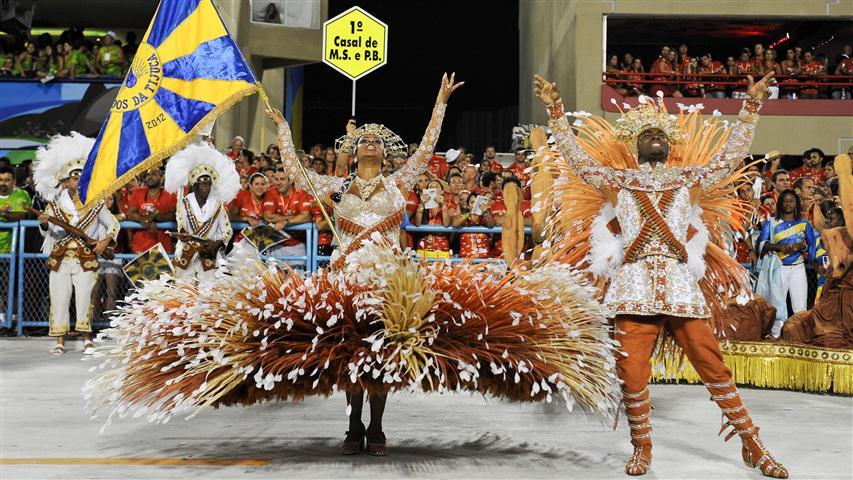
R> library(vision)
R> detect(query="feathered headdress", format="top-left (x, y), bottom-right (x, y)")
top-left (335, 123), bottom-right (407, 158)
top-left (33, 132), bottom-right (95, 202)
top-left (612, 95), bottom-right (685, 146)
top-left (165, 143), bottom-right (240, 205)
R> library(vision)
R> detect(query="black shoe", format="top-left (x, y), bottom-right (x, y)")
top-left (366, 428), bottom-right (387, 456)
top-left (342, 423), bottom-right (365, 455)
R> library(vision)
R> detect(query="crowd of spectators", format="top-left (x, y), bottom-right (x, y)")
top-left (1, 138), bottom-right (849, 328)
top-left (606, 43), bottom-right (853, 99)
top-left (734, 145), bottom-right (852, 325)
top-left (0, 29), bottom-right (137, 82)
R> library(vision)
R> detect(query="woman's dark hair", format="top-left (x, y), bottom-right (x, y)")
top-left (827, 207), bottom-right (846, 227)
top-left (775, 189), bottom-right (801, 221)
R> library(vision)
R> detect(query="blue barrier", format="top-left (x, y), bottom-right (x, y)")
top-left (14, 220), bottom-right (314, 335)
top-left (0, 222), bottom-right (17, 329)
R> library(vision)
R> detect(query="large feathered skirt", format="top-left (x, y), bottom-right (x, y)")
top-left (84, 242), bottom-right (620, 427)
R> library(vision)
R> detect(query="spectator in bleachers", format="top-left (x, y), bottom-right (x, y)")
top-left (92, 192), bottom-right (123, 323)
top-left (779, 48), bottom-right (801, 99)
top-left (799, 51), bottom-right (825, 99)
top-left (446, 172), bottom-right (464, 209)
top-left (823, 158), bottom-right (837, 185)
top-left (732, 48), bottom-right (754, 99)
top-left (832, 46), bottom-right (852, 99)
top-left (759, 193), bottom-right (777, 219)
top-left (698, 53), bottom-right (726, 98)
top-left (236, 149), bottom-right (256, 177)
top-left (770, 169), bottom-right (791, 201)
top-left (34, 43), bottom-right (60, 83)
top-left (0, 165), bottom-right (31, 253)
top-left (96, 32), bottom-right (124, 78)
top-left (125, 167), bottom-right (177, 254)
top-left (266, 144), bottom-right (281, 162)
top-left (793, 177), bottom-right (817, 220)
top-left (751, 43), bottom-right (765, 71)
top-left (226, 136), bottom-right (244, 160)
top-left (790, 148), bottom-right (826, 185)
top-left (624, 57), bottom-right (646, 97)
top-left (311, 157), bottom-right (327, 175)
top-left (461, 164), bottom-right (480, 194)
top-left (757, 189), bottom-right (827, 336)
top-left (676, 43), bottom-right (692, 73)
top-left (14, 42), bottom-right (36, 78)
top-left (323, 147), bottom-right (337, 174)
top-left (649, 47), bottom-right (681, 97)
top-left (483, 145), bottom-right (501, 172)
top-left (825, 206), bottom-right (846, 229)
top-left (229, 172), bottom-right (267, 227)
top-left (309, 143), bottom-right (323, 159)
top-left (756, 50), bottom-right (781, 99)
top-left (507, 147), bottom-right (531, 186)
top-left (414, 179), bottom-right (451, 258)
top-left (606, 54), bottom-right (628, 97)
top-left (481, 171), bottom-right (502, 201)
top-left (453, 192), bottom-right (494, 259)
top-left (262, 170), bottom-right (313, 261)
top-left (621, 52), bottom-right (634, 71)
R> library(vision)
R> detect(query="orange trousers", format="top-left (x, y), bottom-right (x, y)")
top-left (615, 314), bottom-right (733, 395)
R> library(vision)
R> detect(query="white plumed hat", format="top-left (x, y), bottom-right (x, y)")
top-left (33, 132), bottom-right (95, 202)
top-left (165, 142), bottom-right (240, 205)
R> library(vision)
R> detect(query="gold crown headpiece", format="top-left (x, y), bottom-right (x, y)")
top-left (336, 123), bottom-right (408, 159)
top-left (189, 164), bottom-right (219, 184)
top-left (611, 96), bottom-right (685, 145)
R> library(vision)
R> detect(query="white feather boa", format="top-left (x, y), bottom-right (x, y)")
top-left (588, 203), bottom-right (624, 279)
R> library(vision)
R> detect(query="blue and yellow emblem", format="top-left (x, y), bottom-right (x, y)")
top-left (79, 0), bottom-right (258, 207)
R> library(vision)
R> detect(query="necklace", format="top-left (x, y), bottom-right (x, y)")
top-left (353, 175), bottom-right (383, 202)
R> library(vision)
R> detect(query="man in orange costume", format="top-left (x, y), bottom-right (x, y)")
top-left (534, 71), bottom-right (787, 478)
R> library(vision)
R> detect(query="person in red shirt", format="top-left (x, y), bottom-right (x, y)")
top-left (698, 53), bottom-right (726, 98)
top-left (831, 47), bottom-right (852, 99)
top-left (480, 171), bottom-right (502, 202)
top-left (676, 43), bottom-right (692, 74)
top-left (226, 135), bottom-right (244, 160)
top-left (750, 43), bottom-right (765, 71)
top-left (649, 48), bottom-right (682, 97)
top-left (125, 167), bottom-right (177, 253)
top-left (482, 145), bottom-right (504, 173)
top-left (229, 172), bottom-right (267, 227)
top-left (799, 50), bottom-right (826, 99)
top-left (732, 49), bottom-right (754, 98)
top-left (262, 170), bottom-right (313, 263)
top-left (313, 200), bottom-right (335, 257)
top-left (461, 164), bottom-right (481, 194)
top-left (507, 147), bottom-right (531, 185)
top-left (452, 192), bottom-right (495, 258)
top-left (779, 48), bottom-right (801, 99)
top-left (789, 148), bottom-right (827, 185)
top-left (489, 177), bottom-right (531, 258)
top-left (445, 172), bottom-right (464, 210)
top-left (414, 179), bottom-right (451, 258)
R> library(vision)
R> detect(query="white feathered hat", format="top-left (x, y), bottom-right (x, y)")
top-left (165, 142), bottom-right (240, 205)
top-left (33, 132), bottom-right (95, 202)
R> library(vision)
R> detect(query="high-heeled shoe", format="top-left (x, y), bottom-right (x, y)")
top-left (342, 422), bottom-right (365, 455)
top-left (365, 428), bottom-right (387, 456)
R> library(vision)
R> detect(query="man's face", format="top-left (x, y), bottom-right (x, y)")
top-left (803, 52), bottom-right (813, 64)
top-left (796, 178), bottom-right (815, 200)
top-left (514, 150), bottom-right (526, 164)
top-left (312, 159), bottom-right (326, 174)
top-left (311, 145), bottom-right (322, 158)
top-left (737, 186), bottom-right (753, 201)
top-left (103, 35), bottom-right (114, 46)
top-left (726, 57), bottom-right (735, 67)
top-left (462, 166), bottom-right (478, 183)
top-left (806, 152), bottom-right (822, 168)
top-left (231, 138), bottom-right (243, 151)
top-left (774, 173), bottom-right (790, 192)
top-left (780, 193), bottom-right (797, 214)
top-left (449, 175), bottom-right (463, 194)
top-left (0, 173), bottom-right (13, 194)
top-left (274, 172), bottom-right (290, 193)
top-left (754, 44), bottom-right (764, 57)
top-left (485, 147), bottom-right (496, 160)
top-left (678, 44), bottom-right (688, 55)
top-left (636, 128), bottom-right (670, 162)
top-left (193, 176), bottom-right (212, 198)
top-left (740, 52), bottom-right (750, 62)
top-left (145, 169), bottom-right (163, 188)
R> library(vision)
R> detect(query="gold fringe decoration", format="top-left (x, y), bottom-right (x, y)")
top-left (652, 341), bottom-right (853, 394)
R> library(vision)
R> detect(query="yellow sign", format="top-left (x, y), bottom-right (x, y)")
top-left (322, 6), bottom-right (387, 80)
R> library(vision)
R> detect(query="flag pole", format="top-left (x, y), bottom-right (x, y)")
top-left (257, 86), bottom-right (343, 247)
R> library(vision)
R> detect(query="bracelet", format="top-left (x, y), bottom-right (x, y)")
top-left (743, 98), bottom-right (763, 114)
top-left (546, 99), bottom-right (564, 120)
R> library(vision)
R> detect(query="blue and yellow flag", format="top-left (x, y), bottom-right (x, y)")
top-left (79, 0), bottom-right (258, 206)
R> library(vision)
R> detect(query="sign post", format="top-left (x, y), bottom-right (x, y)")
top-left (322, 6), bottom-right (388, 116)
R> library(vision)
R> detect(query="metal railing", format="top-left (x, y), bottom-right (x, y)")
top-left (3, 220), bottom-right (537, 334)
